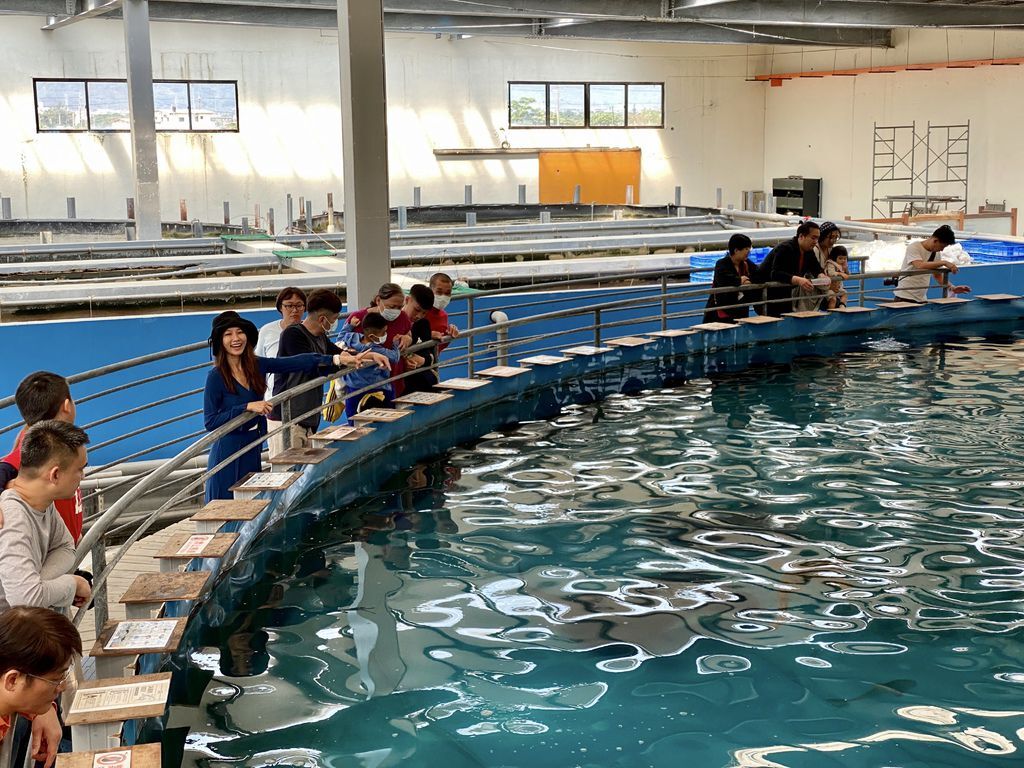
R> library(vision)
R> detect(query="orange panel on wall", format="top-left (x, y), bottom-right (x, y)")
top-left (538, 149), bottom-right (641, 205)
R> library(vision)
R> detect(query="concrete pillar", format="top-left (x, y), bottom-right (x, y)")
top-left (337, 0), bottom-right (392, 310)
top-left (123, 0), bottom-right (161, 241)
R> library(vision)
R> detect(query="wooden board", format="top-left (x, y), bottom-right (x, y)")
top-left (782, 310), bottom-right (828, 319)
top-left (605, 336), bottom-right (656, 347)
top-left (518, 354), bottom-right (571, 365)
top-left (392, 391), bottom-right (455, 406)
top-left (691, 322), bottom-right (737, 331)
top-left (192, 499), bottom-right (268, 523)
top-left (475, 366), bottom-right (532, 377)
top-left (155, 532), bottom-right (239, 560)
top-left (229, 471), bottom-right (301, 493)
top-left (538, 148), bottom-right (641, 205)
top-left (561, 345), bottom-right (613, 355)
top-left (876, 301), bottom-right (923, 309)
top-left (90, 618), bottom-right (186, 659)
top-left (58, 743), bottom-right (161, 768)
top-left (929, 296), bottom-right (970, 304)
top-left (350, 408), bottom-right (411, 423)
top-left (311, 425), bottom-right (375, 443)
top-left (66, 673), bottom-right (171, 727)
top-left (736, 315), bottom-right (782, 325)
top-left (829, 306), bottom-right (876, 314)
top-left (119, 571), bottom-right (210, 605)
top-left (268, 447), bottom-right (338, 466)
top-left (978, 293), bottom-right (1021, 301)
top-left (646, 329), bottom-right (697, 338)
top-left (434, 378), bottom-right (492, 390)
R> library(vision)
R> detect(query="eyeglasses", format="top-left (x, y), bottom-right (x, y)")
top-left (281, 303), bottom-right (306, 310)
top-left (24, 667), bottom-right (74, 690)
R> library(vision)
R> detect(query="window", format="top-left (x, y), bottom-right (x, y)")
top-left (34, 81), bottom-right (87, 131)
top-left (86, 81), bottom-right (130, 131)
top-left (549, 83), bottom-right (585, 127)
top-left (153, 82), bottom-right (190, 131)
top-left (508, 83), bottom-right (547, 127)
top-left (33, 78), bottom-right (239, 133)
top-left (508, 82), bottom-right (663, 129)
top-left (189, 82), bottom-right (238, 131)
top-left (589, 84), bottom-right (626, 127)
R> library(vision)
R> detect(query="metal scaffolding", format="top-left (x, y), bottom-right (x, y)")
top-left (871, 121), bottom-right (969, 219)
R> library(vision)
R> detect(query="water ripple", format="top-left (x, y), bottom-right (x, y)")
top-left (183, 327), bottom-right (1024, 768)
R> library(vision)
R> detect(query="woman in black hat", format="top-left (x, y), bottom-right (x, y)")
top-left (203, 310), bottom-right (359, 501)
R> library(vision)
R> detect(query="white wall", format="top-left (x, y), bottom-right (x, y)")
top-left (0, 15), bottom-right (767, 224)
top-left (762, 29), bottom-right (1024, 220)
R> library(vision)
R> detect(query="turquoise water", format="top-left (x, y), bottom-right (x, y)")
top-left (182, 326), bottom-right (1024, 768)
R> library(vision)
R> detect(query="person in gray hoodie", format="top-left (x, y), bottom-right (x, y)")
top-left (0, 421), bottom-right (91, 613)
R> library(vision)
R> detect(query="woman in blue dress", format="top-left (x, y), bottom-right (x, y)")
top-left (203, 311), bottom-right (359, 501)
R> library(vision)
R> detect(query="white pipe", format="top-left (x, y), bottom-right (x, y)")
top-left (490, 310), bottom-right (510, 367)
top-left (717, 209), bottom-right (1024, 244)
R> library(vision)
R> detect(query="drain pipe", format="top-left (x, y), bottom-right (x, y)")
top-left (490, 310), bottom-right (510, 367)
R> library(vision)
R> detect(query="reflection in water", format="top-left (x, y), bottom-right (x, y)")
top-left (182, 329), bottom-right (1024, 768)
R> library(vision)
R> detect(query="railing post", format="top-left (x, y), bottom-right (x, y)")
top-left (281, 400), bottom-right (293, 451)
top-left (90, 536), bottom-right (109, 637)
top-left (466, 295), bottom-right (476, 376)
top-left (660, 274), bottom-right (669, 330)
top-left (594, 308), bottom-right (602, 347)
top-left (82, 493), bottom-right (109, 637)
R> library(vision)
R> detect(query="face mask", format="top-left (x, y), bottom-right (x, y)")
top-left (321, 316), bottom-right (339, 334)
top-left (433, 294), bottom-right (451, 311)
top-left (380, 307), bottom-right (401, 322)
top-left (367, 333), bottom-right (386, 345)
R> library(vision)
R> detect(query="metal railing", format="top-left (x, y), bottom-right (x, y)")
top-left (0, 260), bottom-right (956, 635)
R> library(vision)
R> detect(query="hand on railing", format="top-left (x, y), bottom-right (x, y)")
top-left (356, 351), bottom-right (392, 371)
top-left (72, 574), bottom-right (92, 608)
top-left (245, 401), bottom-right (273, 416)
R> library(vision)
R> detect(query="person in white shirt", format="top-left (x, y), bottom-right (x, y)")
top-left (893, 225), bottom-right (971, 303)
top-left (255, 287), bottom-right (306, 457)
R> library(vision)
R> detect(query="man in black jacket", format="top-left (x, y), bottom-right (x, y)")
top-left (761, 222), bottom-right (823, 317)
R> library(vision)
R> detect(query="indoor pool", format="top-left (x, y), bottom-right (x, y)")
top-left (179, 324), bottom-right (1024, 768)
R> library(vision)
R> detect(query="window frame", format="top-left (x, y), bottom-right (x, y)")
top-left (507, 80), bottom-right (664, 130)
top-left (32, 77), bottom-right (240, 134)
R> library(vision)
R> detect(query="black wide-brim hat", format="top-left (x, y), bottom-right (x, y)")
top-left (209, 310), bottom-right (259, 356)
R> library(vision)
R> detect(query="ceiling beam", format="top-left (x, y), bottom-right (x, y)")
top-left (18, 1), bottom-right (894, 45)
top-left (42, 0), bottom-right (122, 30)
top-left (666, 0), bottom-right (1024, 28)
top-left (7, 0), bottom-right (1023, 31)
top-left (541, 19), bottom-right (892, 46)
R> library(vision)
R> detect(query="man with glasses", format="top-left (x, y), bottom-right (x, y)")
top-left (0, 606), bottom-right (82, 768)
top-left (256, 287), bottom-right (307, 457)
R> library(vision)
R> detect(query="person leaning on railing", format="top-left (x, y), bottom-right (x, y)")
top-left (203, 311), bottom-right (364, 502)
top-left (703, 233), bottom-right (755, 324)
top-left (892, 224), bottom-right (971, 302)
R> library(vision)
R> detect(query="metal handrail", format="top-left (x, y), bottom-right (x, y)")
top-left (63, 261), bottom-right (960, 630)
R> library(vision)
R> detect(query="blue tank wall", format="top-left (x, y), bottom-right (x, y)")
top-left (0, 261), bottom-right (1021, 464)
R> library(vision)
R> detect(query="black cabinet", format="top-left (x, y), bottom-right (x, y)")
top-left (772, 176), bottom-right (821, 218)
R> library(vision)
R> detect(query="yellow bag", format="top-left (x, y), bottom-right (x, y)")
top-left (322, 379), bottom-right (344, 423)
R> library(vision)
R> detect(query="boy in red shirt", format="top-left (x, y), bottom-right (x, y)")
top-left (426, 273), bottom-right (461, 354)
top-left (0, 372), bottom-right (82, 543)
